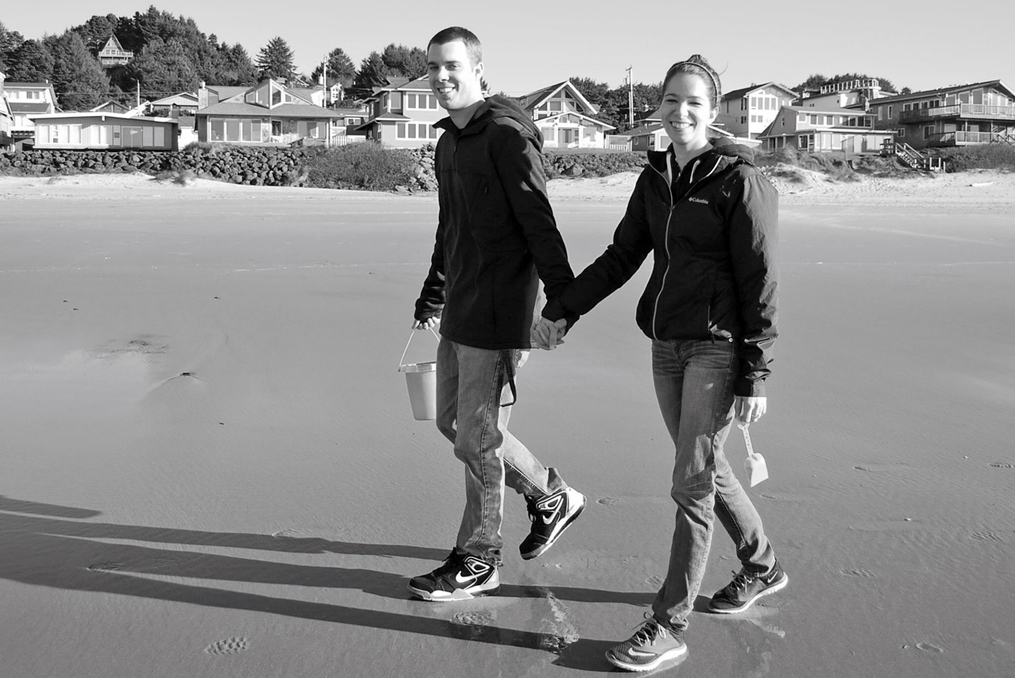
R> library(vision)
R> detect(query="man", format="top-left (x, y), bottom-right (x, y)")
top-left (407, 26), bottom-right (585, 602)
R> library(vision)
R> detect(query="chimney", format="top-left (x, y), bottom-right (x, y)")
top-left (198, 81), bottom-right (208, 110)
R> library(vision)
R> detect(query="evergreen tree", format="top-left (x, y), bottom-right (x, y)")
top-left (380, 43), bottom-right (426, 79)
top-left (256, 36), bottom-right (296, 81)
top-left (310, 47), bottom-right (356, 87)
top-left (353, 51), bottom-right (388, 91)
top-left (48, 32), bottom-right (110, 110)
top-left (74, 14), bottom-right (121, 55)
top-left (5, 39), bottom-right (55, 83)
top-left (1, 21), bottom-right (26, 69)
top-left (126, 38), bottom-right (199, 99)
top-left (214, 43), bottom-right (258, 86)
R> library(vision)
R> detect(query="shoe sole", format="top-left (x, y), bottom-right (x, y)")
top-left (520, 493), bottom-right (586, 560)
top-left (708, 574), bottom-right (788, 614)
top-left (605, 644), bottom-right (688, 672)
top-left (407, 583), bottom-right (500, 602)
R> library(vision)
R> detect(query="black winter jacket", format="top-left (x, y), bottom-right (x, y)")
top-left (542, 140), bottom-right (779, 397)
top-left (415, 95), bottom-right (575, 350)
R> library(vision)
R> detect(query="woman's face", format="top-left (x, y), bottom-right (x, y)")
top-left (659, 72), bottom-right (718, 153)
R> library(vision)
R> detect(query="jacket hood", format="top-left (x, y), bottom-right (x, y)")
top-left (451, 94), bottom-right (543, 143)
top-left (647, 136), bottom-right (755, 176)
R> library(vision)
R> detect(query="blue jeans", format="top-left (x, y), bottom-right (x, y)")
top-left (435, 340), bottom-right (565, 567)
top-left (650, 338), bottom-right (776, 631)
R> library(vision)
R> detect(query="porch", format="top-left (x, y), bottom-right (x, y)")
top-left (899, 103), bottom-right (1015, 123)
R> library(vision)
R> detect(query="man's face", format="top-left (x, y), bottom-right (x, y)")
top-left (426, 40), bottom-right (484, 112)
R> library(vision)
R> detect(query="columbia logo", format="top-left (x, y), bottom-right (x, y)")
top-left (688, 197), bottom-right (709, 205)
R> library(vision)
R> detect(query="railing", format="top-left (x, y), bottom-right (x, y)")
top-left (882, 140), bottom-right (945, 171)
top-left (899, 103), bottom-right (1015, 122)
top-left (926, 131), bottom-right (1007, 145)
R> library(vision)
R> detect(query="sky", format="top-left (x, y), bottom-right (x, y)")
top-left (3, 1), bottom-right (1013, 96)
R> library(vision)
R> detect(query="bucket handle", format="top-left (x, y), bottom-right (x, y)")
top-left (399, 327), bottom-right (441, 370)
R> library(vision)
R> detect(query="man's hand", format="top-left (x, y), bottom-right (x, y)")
top-left (413, 317), bottom-right (440, 331)
top-left (735, 396), bottom-right (767, 425)
top-left (531, 317), bottom-right (567, 350)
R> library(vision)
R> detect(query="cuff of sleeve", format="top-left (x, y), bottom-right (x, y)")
top-left (734, 379), bottom-right (766, 398)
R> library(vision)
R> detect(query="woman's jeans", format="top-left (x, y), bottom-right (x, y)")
top-left (650, 338), bottom-right (776, 631)
top-left (435, 339), bottom-right (564, 567)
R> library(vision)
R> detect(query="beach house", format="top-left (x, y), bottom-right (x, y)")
top-left (757, 105), bottom-right (894, 153)
top-left (867, 80), bottom-right (1015, 149)
top-left (97, 35), bottom-right (133, 68)
top-left (513, 81), bottom-right (615, 149)
top-left (28, 111), bottom-right (179, 151)
top-left (194, 78), bottom-right (344, 146)
top-left (716, 83), bottom-right (798, 140)
top-left (352, 77), bottom-right (446, 148)
top-left (3, 81), bottom-right (59, 148)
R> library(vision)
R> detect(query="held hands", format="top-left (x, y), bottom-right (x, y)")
top-left (735, 395), bottom-right (767, 425)
top-left (531, 317), bottom-right (567, 350)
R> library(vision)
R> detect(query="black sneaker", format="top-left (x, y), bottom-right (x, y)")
top-left (407, 549), bottom-right (500, 602)
top-left (708, 560), bottom-right (788, 614)
top-left (519, 487), bottom-right (586, 560)
top-left (605, 615), bottom-right (688, 672)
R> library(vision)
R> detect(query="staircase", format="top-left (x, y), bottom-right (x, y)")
top-left (882, 140), bottom-right (945, 172)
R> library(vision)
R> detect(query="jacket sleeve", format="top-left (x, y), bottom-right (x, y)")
top-left (726, 170), bottom-right (779, 397)
top-left (490, 122), bottom-right (575, 305)
top-left (542, 170), bottom-right (654, 322)
top-left (414, 185), bottom-right (446, 322)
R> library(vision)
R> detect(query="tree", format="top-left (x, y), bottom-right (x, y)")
top-left (256, 36), bottom-right (296, 80)
top-left (310, 47), bottom-right (356, 87)
top-left (214, 43), bottom-right (258, 86)
top-left (47, 32), bottom-right (110, 110)
top-left (5, 39), bottom-right (55, 83)
top-left (353, 51), bottom-right (388, 91)
top-left (1, 21), bottom-right (26, 69)
top-left (380, 43), bottom-right (426, 79)
top-left (73, 14), bottom-right (121, 55)
top-left (126, 38), bottom-right (199, 99)
top-left (792, 72), bottom-right (900, 94)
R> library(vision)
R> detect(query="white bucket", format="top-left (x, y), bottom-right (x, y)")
top-left (398, 329), bottom-right (440, 421)
top-left (399, 361), bottom-right (437, 421)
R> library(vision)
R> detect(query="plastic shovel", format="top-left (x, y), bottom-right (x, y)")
top-left (738, 423), bottom-right (769, 487)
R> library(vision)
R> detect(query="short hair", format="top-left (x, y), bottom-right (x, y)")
top-left (663, 55), bottom-right (722, 108)
top-left (427, 26), bottom-right (483, 66)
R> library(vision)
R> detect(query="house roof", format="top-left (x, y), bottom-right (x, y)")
top-left (534, 110), bottom-right (615, 131)
top-left (722, 82), bottom-right (798, 101)
top-left (197, 101), bottom-right (343, 119)
top-left (865, 79), bottom-right (1015, 105)
top-left (782, 104), bottom-right (875, 116)
top-left (99, 35), bottom-right (129, 53)
top-left (4, 82), bottom-right (56, 90)
top-left (208, 86), bottom-right (252, 102)
top-left (151, 92), bottom-right (199, 107)
top-left (515, 81), bottom-right (598, 116)
top-left (29, 112), bottom-right (177, 123)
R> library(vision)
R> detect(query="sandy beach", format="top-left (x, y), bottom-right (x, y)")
top-left (1, 168), bottom-right (1013, 677)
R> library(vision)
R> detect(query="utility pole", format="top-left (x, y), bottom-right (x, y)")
top-left (626, 66), bottom-right (634, 128)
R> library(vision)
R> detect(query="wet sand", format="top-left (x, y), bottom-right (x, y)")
top-left (1, 171), bottom-right (1013, 677)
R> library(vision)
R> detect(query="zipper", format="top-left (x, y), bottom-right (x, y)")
top-left (649, 155), bottom-right (722, 340)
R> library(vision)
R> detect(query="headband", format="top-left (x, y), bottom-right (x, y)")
top-left (670, 59), bottom-right (721, 101)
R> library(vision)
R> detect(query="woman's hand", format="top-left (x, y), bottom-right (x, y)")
top-left (735, 396), bottom-right (767, 425)
top-left (531, 317), bottom-right (567, 350)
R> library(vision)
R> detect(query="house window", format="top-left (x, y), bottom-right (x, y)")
top-left (750, 96), bottom-right (757, 109)
top-left (210, 119), bottom-right (225, 141)
top-left (226, 119), bottom-right (240, 141)
top-left (799, 135), bottom-right (808, 149)
top-left (897, 128), bottom-right (906, 138)
top-left (888, 105), bottom-right (893, 118)
top-left (741, 116), bottom-right (747, 124)
top-left (272, 90), bottom-right (282, 106)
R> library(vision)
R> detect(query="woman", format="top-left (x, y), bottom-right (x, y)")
top-left (535, 55), bottom-right (787, 671)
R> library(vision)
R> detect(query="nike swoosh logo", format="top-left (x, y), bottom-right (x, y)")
top-left (455, 572), bottom-right (480, 585)
top-left (541, 513), bottom-right (557, 524)
top-left (627, 649), bottom-right (656, 658)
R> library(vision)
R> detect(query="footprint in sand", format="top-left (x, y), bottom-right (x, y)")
top-left (87, 561), bottom-right (125, 573)
top-left (450, 611), bottom-right (495, 627)
top-left (645, 575), bottom-right (665, 587)
top-left (204, 638), bottom-right (249, 655)
top-left (989, 462), bottom-right (1014, 469)
top-left (970, 531), bottom-right (1004, 543)
top-left (840, 567), bottom-right (877, 578)
top-left (915, 642), bottom-right (944, 653)
top-left (597, 497), bottom-right (620, 505)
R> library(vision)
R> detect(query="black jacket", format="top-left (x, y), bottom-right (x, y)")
top-left (415, 95), bottom-right (575, 350)
top-left (542, 140), bottom-right (779, 397)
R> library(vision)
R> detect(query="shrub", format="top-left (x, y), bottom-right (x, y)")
top-left (305, 142), bottom-right (420, 191)
top-left (935, 144), bottom-right (1015, 172)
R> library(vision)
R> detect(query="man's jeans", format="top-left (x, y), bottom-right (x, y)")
top-left (436, 340), bottom-right (565, 567)
top-left (650, 338), bottom-right (776, 630)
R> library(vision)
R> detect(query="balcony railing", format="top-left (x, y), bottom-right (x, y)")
top-left (925, 130), bottom-right (1006, 146)
top-left (899, 103), bottom-right (1015, 122)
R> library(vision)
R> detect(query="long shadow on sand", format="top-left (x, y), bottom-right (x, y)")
top-left (0, 496), bottom-right (656, 672)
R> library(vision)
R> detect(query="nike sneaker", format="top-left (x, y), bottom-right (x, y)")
top-left (519, 486), bottom-right (586, 560)
top-left (605, 615), bottom-right (687, 672)
top-left (708, 560), bottom-right (788, 614)
top-left (407, 549), bottom-right (500, 602)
